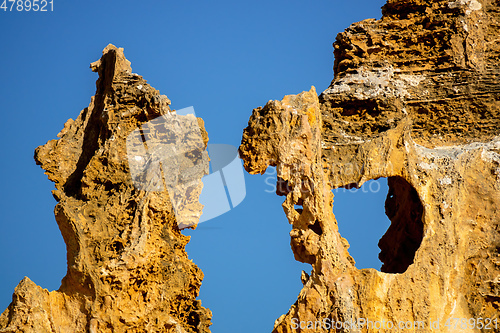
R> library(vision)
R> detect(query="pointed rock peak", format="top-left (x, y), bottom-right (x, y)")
top-left (90, 43), bottom-right (132, 76)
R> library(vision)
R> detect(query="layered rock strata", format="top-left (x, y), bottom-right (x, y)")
top-left (0, 45), bottom-right (212, 333)
top-left (240, 0), bottom-right (500, 331)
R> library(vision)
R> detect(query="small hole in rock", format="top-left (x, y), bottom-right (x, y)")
top-left (308, 220), bottom-right (323, 236)
top-left (276, 177), bottom-right (291, 196)
top-left (111, 241), bottom-right (124, 253)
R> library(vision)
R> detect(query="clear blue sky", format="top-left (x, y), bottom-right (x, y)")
top-left (0, 1), bottom-right (387, 332)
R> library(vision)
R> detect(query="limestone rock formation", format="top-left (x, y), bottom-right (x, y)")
top-left (240, 0), bottom-right (500, 331)
top-left (0, 45), bottom-right (212, 333)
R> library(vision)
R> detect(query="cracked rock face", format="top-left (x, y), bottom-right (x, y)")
top-left (240, 0), bottom-right (500, 331)
top-left (0, 45), bottom-right (211, 333)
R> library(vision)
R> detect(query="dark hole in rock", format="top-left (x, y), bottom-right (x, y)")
top-left (339, 99), bottom-right (380, 117)
top-left (379, 176), bottom-right (424, 274)
top-left (276, 176), bottom-right (291, 196)
top-left (104, 181), bottom-right (115, 193)
top-left (111, 241), bottom-right (124, 253)
top-left (308, 220), bottom-right (323, 236)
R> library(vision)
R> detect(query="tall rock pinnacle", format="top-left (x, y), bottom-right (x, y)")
top-left (0, 45), bottom-right (212, 333)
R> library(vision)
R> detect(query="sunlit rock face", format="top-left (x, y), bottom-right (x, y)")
top-left (240, 0), bottom-right (500, 331)
top-left (0, 45), bottom-right (212, 333)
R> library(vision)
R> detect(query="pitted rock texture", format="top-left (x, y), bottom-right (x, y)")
top-left (324, 0), bottom-right (500, 148)
top-left (0, 45), bottom-right (212, 333)
top-left (240, 0), bottom-right (500, 332)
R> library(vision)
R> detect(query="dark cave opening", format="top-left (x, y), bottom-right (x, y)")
top-left (379, 176), bottom-right (424, 274)
top-left (334, 176), bottom-right (424, 274)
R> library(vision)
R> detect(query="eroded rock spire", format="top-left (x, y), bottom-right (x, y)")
top-left (0, 44), bottom-right (212, 333)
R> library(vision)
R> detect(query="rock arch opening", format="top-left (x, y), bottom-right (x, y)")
top-left (333, 176), bottom-right (424, 274)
